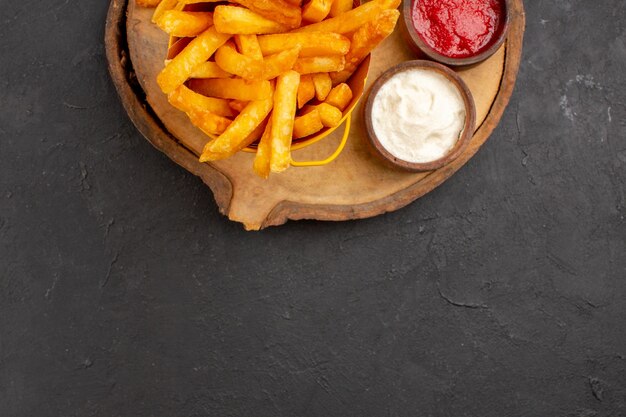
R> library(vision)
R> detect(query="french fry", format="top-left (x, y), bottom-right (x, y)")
top-left (187, 110), bottom-right (232, 136)
top-left (261, 47), bottom-right (300, 80)
top-left (152, 0), bottom-right (178, 23)
top-left (200, 94), bottom-right (274, 160)
top-left (301, 0), bottom-right (332, 23)
top-left (245, 118), bottom-right (270, 146)
top-left (270, 70), bottom-right (300, 172)
top-left (229, 99), bottom-right (249, 112)
top-left (190, 61), bottom-right (232, 79)
top-left (156, 11), bottom-right (214, 37)
top-left (312, 73), bottom-right (332, 101)
top-left (234, 34), bottom-right (264, 60)
top-left (213, 5), bottom-right (289, 35)
top-left (168, 85), bottom-right (235, 117)
top-left (178, 0), bottom-right (223, 3)
top-left (317, 102), bottom-right (342, 126)
top-left (297, 74), bottom-right (315, 109)
top-left (329, 0), bottom-right (352, 17)
top-left (330, 9), bottom-right (399, 84)
top-left (324, 82), bottom-right (352, 110)
top-left (294, 55), bottom-right (345, 74)
top-left (253, 120), bottom-right (273, 178)
top-left (302, 102), bottom-right (342, 127)
top-left (293, 109), bottom-right (324, 138)
top-left (189, 78), bottom-right (272, 100)
top-left (157, 27), bottom-right (231, 94)
top-left (201, 119), bottom-right (267, 161)
top-left (215, 40), bottom-right (264, 80)
top-left (257, 32), bottom-right (349, 57)
top-left (137, 0), bottom-right (161, 7)
top-left (231, 0), bottom-right (302, 29)
top-left (294, 0), bottom-right (400, 34)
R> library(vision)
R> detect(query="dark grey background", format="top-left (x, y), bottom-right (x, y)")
top-left (1, 1), bottom-right (625, 416)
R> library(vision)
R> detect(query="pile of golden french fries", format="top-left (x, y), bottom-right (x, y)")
top-left (138, 0), bottom-right (399, 178)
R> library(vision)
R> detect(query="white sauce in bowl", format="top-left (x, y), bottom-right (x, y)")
top-left (371, 68), bottom-right (466, 164)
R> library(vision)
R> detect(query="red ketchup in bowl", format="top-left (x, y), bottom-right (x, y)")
top-left (412, 0), bottom-right (503, 59)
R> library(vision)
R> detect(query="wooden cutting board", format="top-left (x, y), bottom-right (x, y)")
top-left (105, 0), bottom-right (525, 230)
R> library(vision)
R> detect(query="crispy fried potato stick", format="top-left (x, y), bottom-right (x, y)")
top-left (312, 72), bottom-right (332, 101)
top-left (294, 0), bottom-right (399, 34)
top-left (296, 74), bottom-right (315, 109)
top-left (229, 99), bottom-right (249, 112)
top-left (215, 40), bottom-right (264, 80)
top-left (156, 11), bottom-right (214, 37)
top-left (253, 120), bottom-right (273, 178)
top-left (189, 78), bottom-right (273, 100)
top-left (316, 102), bottom-right (342, 126)
top-left (330, 9), bottom-right (399, 84)
top-left (257, 32), bottom-right (349, 57)
top-left (270, 70), bottom-right (300, 172)
top-left (152, 0), bottom-right (178, 23)
top-left (261, 47), bottom-right (300, 80)
top-left (188, 110), bottom-right (232, 136)
top-left (329, 0), bottom-right (352, 17)
top-left (213, 5), bottom-right (289, 34)
top-left (234, 34), bottom-right (264, 60)
top-left (157, 27), bottom-right (231, 94)
top-left (201, 120), bottom-right (267, 161)
top-left (293, 109), bottom-right (324, 138)
top-left (324, 83), bottom-right (352, 110)
top-left (201, 95), bottom-right (274, 160)
top-left (231, 0), bottom-right (302, 29)
top-left (168, 85), bottom-right (235, 117)
top-left (301, 0), bottom-right (332, 23)
top-left (190, 61), bottom-right (232, 79)
top-left (302, 102), bottom-right (342, 126)
top-left (178, 0), bottom-right (223, 3)
top-left (137, 0), bottom-right (161, 8)
top-left (294, 55), bottom-right (345, 74)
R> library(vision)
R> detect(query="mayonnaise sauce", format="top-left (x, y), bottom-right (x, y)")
top-left (371, 68), bottom-right (466, 164)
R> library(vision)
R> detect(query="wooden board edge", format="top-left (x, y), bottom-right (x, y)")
top-left (261, 0), bottom-right (526, 229)
top-left (105, 0), bottom-right (234, 214)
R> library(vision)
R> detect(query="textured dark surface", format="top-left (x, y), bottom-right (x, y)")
top-left (1, 1), bottom-right (625, 416)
